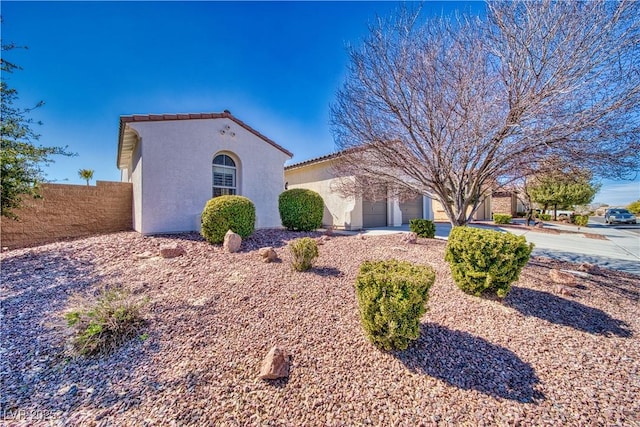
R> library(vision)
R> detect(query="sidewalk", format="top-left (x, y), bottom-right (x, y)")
top-left (341, 220), bottom-right (640, 276)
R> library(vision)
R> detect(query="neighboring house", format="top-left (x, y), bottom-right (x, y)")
top-left (491, 191), bottom-right (526, 217)
top-left (284, 153), bottom-right (434, 230)
top-left (117, 111), bottom-right (292, 234)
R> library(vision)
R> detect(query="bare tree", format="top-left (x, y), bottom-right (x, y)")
top-left (330, 1), bottom-right (639, 226)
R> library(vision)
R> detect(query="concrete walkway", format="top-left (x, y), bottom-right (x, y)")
top-left (342, 220), bottom-right (640, 276)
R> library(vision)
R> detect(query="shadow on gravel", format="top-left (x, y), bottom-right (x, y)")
top-left (396, 324), bottom-right (544, 403)
top-left (312, 266), bottom-right (343, 277)
top-left (506, 287), bottom-right (632, 337)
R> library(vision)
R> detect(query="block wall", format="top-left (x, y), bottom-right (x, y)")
top-left (1, 181), bottom-right (132, 248)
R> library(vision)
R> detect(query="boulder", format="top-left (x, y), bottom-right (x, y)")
top-left (258, 346), bottom-right (291, 380)
top-left (556, 284), bottom-right (573, 297)
top-left (223, 230), bottom-right (242, 253)
top-left (159, 245), bottom-right (186, 259)
top-left (258, 247), bottom-right (278, 263)
top-left (402, 232), bottom-right (418, 244)
top-left (549, 269), bottom-right (577, 286)
top-left (578, 263), bottom-right (599, 274)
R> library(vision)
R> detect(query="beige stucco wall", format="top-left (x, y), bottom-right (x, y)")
top-left (285, 160), bottom-right (363, 230)
top-left (431, 196), bottom-right (491, 222)
top-left (122, 118), bottom-right (290, 234)
top-left (0, 181), bottom-right (132, 248)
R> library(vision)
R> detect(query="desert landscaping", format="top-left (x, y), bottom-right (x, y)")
top-left (1, 229), bottom-right (638, 426)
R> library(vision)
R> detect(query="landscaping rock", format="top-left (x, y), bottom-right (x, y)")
top-left (549, 268), bottom-right (577, 286)
top-left (258, 346), bottom-right (291, 380)
top-left (159, 245), bottom-right (186, 259)
top-left (258, 247), bottom-right (278, 263)
top-left (402, 232), bottom-right (418, 244)
top-left (556, 284), bottom-right (574, 297)
top-left (223, 230), bottom-right (242, 253)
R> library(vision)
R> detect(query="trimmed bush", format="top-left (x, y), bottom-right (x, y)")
top-left (201, 195), bottom-right (256, 244)
top-left (445, 227), bottom-right (533, 299)
top-left (493, 214), bottom-right (512, 224)
top-left (65, 288), bottom-right (147, 356)
top-left (355, 260), bottom-right (435, 351)
top-left (571, 214), bottom-right (589, 227)
top-left (409, 219), bottom-right (436, 238)
top-left (289, 237), bottom-right (319, 271)
top-left (279, 189), bottom-right (324, 231)
top-left (538, 213), bottom-right (552, 221)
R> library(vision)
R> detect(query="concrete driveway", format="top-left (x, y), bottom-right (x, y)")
top-left (358, 220), bottom-right (640, 276)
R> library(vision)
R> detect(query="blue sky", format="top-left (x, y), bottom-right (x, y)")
top-left (2, 1), bottom-right (638, 206)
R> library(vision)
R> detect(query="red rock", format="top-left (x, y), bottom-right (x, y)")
top-left (223, 230), bottom-right (242, 253)
top-left (402, 232), bottom-right (418, 244)
top-left (258, 247), bottom-right (278, 263)
top-left (549, 269), bottom-right (577, 286)
top-left (159, 245), bottom-right (186, 258)
top-left (258, 346), bottom-right (291, 380)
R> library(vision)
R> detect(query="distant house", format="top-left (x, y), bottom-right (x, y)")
top-left (117, 111), bottom-right (292, 234)
top-left (284, 153), bottom-right (434, 230)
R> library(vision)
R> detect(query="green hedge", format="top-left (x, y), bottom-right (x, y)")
top-left (289, 237), bottom-right (319, 271)
top-left (444, 227), bottom-right (533, 299)
top-left (571, 214), bottom-right (589, 227)
top-left (279, 189), bottom-right (324, 231)
top-left (409, 219), bottom-right (436, 238)
top-left (538, 213), bottom-right (552, 221)
top-left (355, 260), bottom-right (435, 351)
top-left (493, 214), bottom-right (512, 224)
top-left (201, 195), bottom-right (256, 244)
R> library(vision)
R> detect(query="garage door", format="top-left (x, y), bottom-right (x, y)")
top-left (362, 199), bottom-right (387, 228)
top-left (400, 196), bottom-right (423, 224)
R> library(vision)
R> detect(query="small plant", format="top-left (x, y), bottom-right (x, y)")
top-left (571, 214), bottom-right (589, 227)
top-left (409, 219), bottom-right (436, 238)
top-left (355, 260), bottom-right (435, 351)
top-left (201, 195), bottom-right (256, 244)
top-left (493, 214), bottom-right (512, 224)
top-left (445, 226), bottom-right (533, 299)
top-left (538, 213), bottom-right (552, 221)
top-left (65, 288), bottom-right (147, 356)
top-left (279, 189), bottom-right (324, 231)
top-left (289, 237), bottom-right (319, 271)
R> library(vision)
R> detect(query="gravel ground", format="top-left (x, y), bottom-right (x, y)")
top-left (1, 229), bottom-right (639, 426)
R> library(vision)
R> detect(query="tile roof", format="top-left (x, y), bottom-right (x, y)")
top-left (117, 110), bottom-right (293, 168)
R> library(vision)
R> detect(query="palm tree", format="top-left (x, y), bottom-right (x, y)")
top-left (78, 169), bottom-right (94, 186)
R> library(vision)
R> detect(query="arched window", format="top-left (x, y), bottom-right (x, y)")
top-left (212, 154), bottom-right (237, 197)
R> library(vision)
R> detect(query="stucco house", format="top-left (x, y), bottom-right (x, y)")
top-left (117, 111), bottom-right (292, 234)
top-left (284, 153), bottom-right (435, 230)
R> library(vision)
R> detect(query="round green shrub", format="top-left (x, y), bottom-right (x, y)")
top-left (201, 195), bottom-right (256, 244)
top-left (571, 214), bottom-right (589, 227)
top-left (279, 189), bottom-right (324, 231)
top-left (409, 219), bottom-right (436, 238)
top-left (445, 226), bottom-right (533, 299)
top-left (289, 237), bottom-right (319, 271)
top-left (493, 214), bottom-right (512, 225)
top-left (355, 260), bottom-right (435, 351)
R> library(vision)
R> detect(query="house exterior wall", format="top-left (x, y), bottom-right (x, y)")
top-left (285, 160), bottom-right (432, 230)
top-left (285, 160), bottom-right (362, 230)
top-left (431, 196), bottom-right (490, 222)
top-left (491, 192), bottom-right (515, 216)
top-left (124, 118), bottom-right (289, 234)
